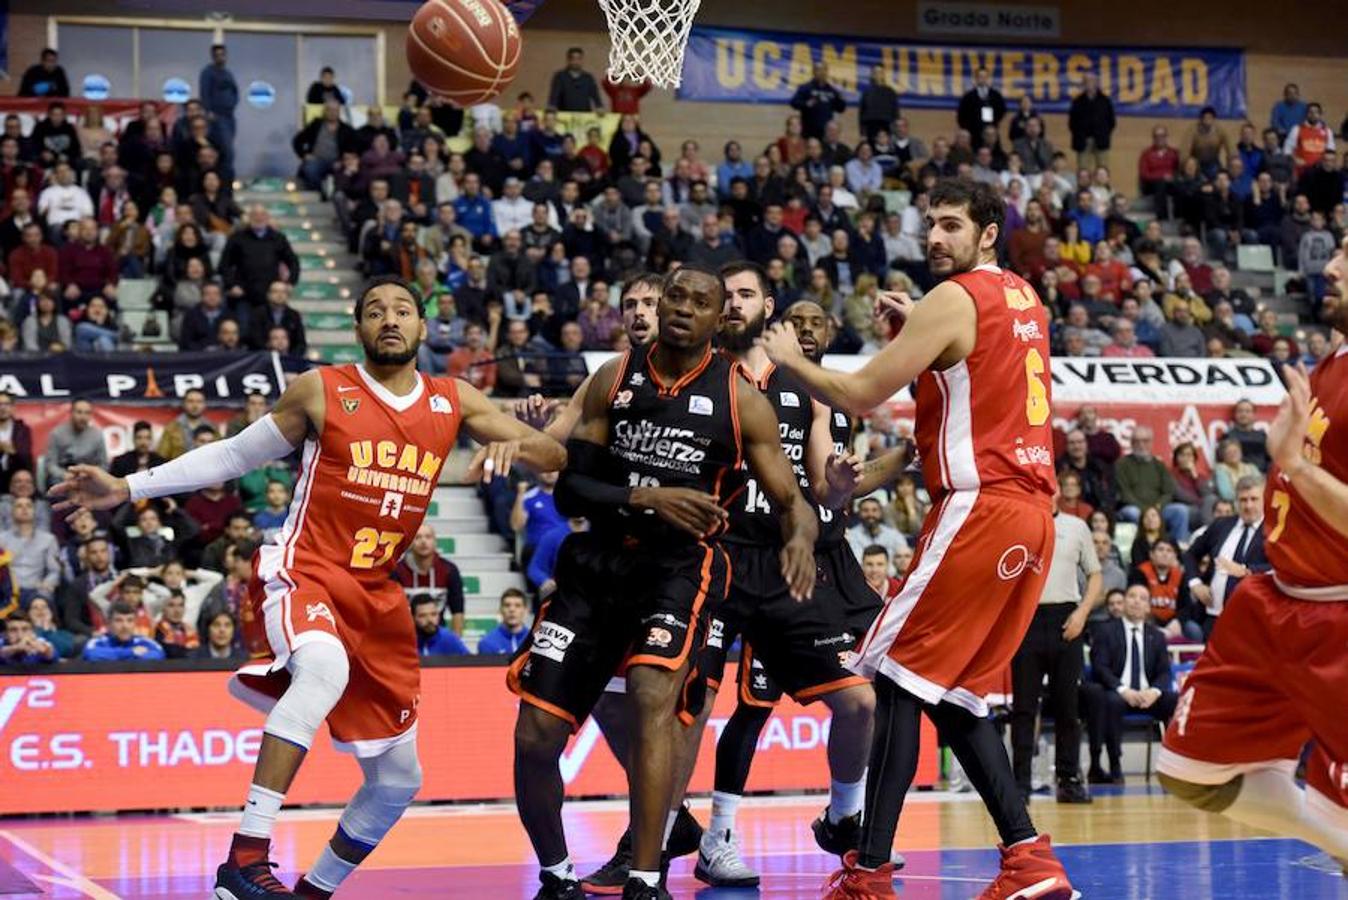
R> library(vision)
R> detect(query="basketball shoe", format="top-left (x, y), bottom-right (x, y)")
top-left (694, 828), bottom-right (760, 887)
top-left (532, 871), bottom-right (585, 900)
top-left (580, 805), bottom-right (701, 894)
top-left (977, 834), bottom-right (1079, 899)
top-left (822, 850), bottom-right (897, 899)
top-left (214, 861), bottom-right (295, 899)
top-left (812, 805), bottom-right (862, 855)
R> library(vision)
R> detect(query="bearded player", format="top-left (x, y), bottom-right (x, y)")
top-left (51, 276), bottom-right (565, 900)
top-left (695, 296), bottom-right (911, 886)
top-left (519, 273), bottom-right (707, 892)
top-left (694, 270), bottom-right (886, 887)
top-left (759, 179), bottom-right (1076, 898)
top-left (1157, 237), bottom-right (1348, 875)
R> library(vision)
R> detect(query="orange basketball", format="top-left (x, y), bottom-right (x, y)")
top-left (406, 0), bottom-right (522, 108)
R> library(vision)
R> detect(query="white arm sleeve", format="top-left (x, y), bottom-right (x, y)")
top-left (125, 414), bottom-right (297, 501)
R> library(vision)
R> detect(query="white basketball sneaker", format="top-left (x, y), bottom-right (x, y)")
top-left (693, 829), bottom-right (760, 888)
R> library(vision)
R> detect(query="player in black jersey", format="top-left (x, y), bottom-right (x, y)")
top-left (520, 273), bottom-right (708, 894)
top-left (688, 266), bottom-right (888, 885)
top-left (507, 265), bottom-right (818, 900)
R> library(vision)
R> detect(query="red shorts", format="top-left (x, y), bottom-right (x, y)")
top-left (850, 490), bottom-right (1054, 716)
top-left (232, 557), bottom-right (420, 757)
top-left (1159, 574), bottom-right (1348, 811)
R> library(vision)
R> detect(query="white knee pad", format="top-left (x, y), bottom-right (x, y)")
top-left (339, 740), bottom-right (423, 848)
top-left (262, 639), bottom-right (350, 751)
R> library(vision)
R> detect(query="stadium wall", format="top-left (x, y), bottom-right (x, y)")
top-left (3, 1), bottom-right (1347, 197)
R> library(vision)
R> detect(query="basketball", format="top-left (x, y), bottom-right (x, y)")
top-left (405, 0), bottom-right (522, 107)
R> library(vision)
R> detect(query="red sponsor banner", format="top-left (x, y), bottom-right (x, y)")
top-left (0, 665), bottom-right (937, 815)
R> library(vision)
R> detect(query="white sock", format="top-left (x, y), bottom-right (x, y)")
top-left (1225, 769), bottom-right (1348, 858)
top-left (541, 858), bottom-right (575, 881)
top-left (662, 810), bottom-right (679, 848)
top-left (1009, 834), bottom-right (1040, 848)
top-left (708, 790), bottom-right (741, 836)
top-left (305, 846), bottom-right (357, 891)
top-left (629, 869), bottom-right (660, 887)
top-left (238, 784), bottom-right (285, 839)
top-left (828, 778), bottom-right (865, 823)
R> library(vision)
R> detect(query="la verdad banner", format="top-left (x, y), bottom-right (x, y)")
top-left (678, 25), bottom-right (1247, 119)
top-left (0, 666), bottom-right (938, 815)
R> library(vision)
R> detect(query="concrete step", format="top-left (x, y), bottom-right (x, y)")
top-left (464, 603), bottom-right (502, 622)
top-left (308, 329), bottom-right (358, 346)
top-left (422, 497), bottom-right (485, 519)
top-left (447, 553), bottom-right (514, 572)
top-left (296, 253), bottom-right (349, 273)
top-left (293, 300), bottom-right (353, 316)
top-left (424, 516), bottom-right (490, 535)
top-left (297, 268), bottom-right (360, 285)
top-left (431, 532), bottom-right (508, 555)
top-left (302, 312), bottom-right (352, 330)
top-left (239, 186), bottom-right (323, 204)
top-left (291, 240), bottom-right (349, 256)
top-left (293, 281), bottom-right (354, 301)
top-left (433, 486), bottom-right (481, 503)
top-left (272, 214), bottom-right (337, 231)
top-left (282, 226), bottom-right (334, 244)
top-left (459, 570), bottom-right (525, 597)
top-left (315, 344), bottom-right (363, 363)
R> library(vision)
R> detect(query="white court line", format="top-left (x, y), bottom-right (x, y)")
top-left (0, 829), bottom-right (124, 900)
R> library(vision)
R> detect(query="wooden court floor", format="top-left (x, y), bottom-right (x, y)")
top-left (0, 787), bottom-right (1344, 899)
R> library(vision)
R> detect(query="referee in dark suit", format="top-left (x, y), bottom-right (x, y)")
top-left (1184, 475), bottom-right (1269, 639)
top-left (1011, 509), bottom-right (1102, 804)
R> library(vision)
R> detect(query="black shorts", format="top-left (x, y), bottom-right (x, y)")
top-left (507, 531), bottom-right (731, 730)
top-left (700, 541), bottom-right (882, 705)
top-left (816, 539), bottom-right (884, 632)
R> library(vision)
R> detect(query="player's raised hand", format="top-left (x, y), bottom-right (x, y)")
top-left (757, 321), bottom-right (806, 368)
top-left (629, 486), bottom-right (727, 537)
top-left (779, 535), bottom-right (815, 602)
top-left (874, 290), bottom-right (915, 323)
top-left (466, 440), bottom-right (521, 483)
top-left (1267, 362), bottom-right (1313, 472)
top-left (47, 465), bottom-right (130, 518)
top-left (824, 451), bottom-right (864, 499)
top-left (514, 393), bottom-right (555, 430)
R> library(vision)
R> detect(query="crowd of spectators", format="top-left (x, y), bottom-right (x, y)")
top-left (2, 45), bottom-right (1341, 671)
top-left (1, 45), bottom-right (307, 355)
top-left (281, 53), bottom-right (1348, 392)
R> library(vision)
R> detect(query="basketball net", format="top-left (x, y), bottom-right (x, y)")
top-left (596, 0), bottom-right (702, 90)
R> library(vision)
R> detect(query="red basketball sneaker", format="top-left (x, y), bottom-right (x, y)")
top-left (977, 834), bottom-right (1079, 900)
top-left (822, 850), bottom-right (896, 899)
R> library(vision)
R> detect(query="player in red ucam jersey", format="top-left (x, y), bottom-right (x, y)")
top-left (760, 179), bottom-right (1077, 899)
top-left (1158, 237), bottom-right (1348, 876)
top-left (50, 275), bottom-right (565, 900)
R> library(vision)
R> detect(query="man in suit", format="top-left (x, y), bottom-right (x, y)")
top-left (1184, 474), bottom-right (1267, 638)
top-left (1084, 584), bottom-right (1178, 784)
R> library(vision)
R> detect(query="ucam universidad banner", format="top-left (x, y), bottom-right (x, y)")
top-left (677, 26), bottom-right (1247, 119)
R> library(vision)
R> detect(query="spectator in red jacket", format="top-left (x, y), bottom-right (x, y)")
top-left (1084, 241), bottom-right (1133, 304)
top-left (8, 221), bottom-right (58, 290)
top-left (1138, 125), bottom-right (1179, 220)
top-left (602, 77), bottom-right (652, 115)
top-left (57, 216), bottom-right (117, 310)
top-left (393, 524), bottom-right (466, 634)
